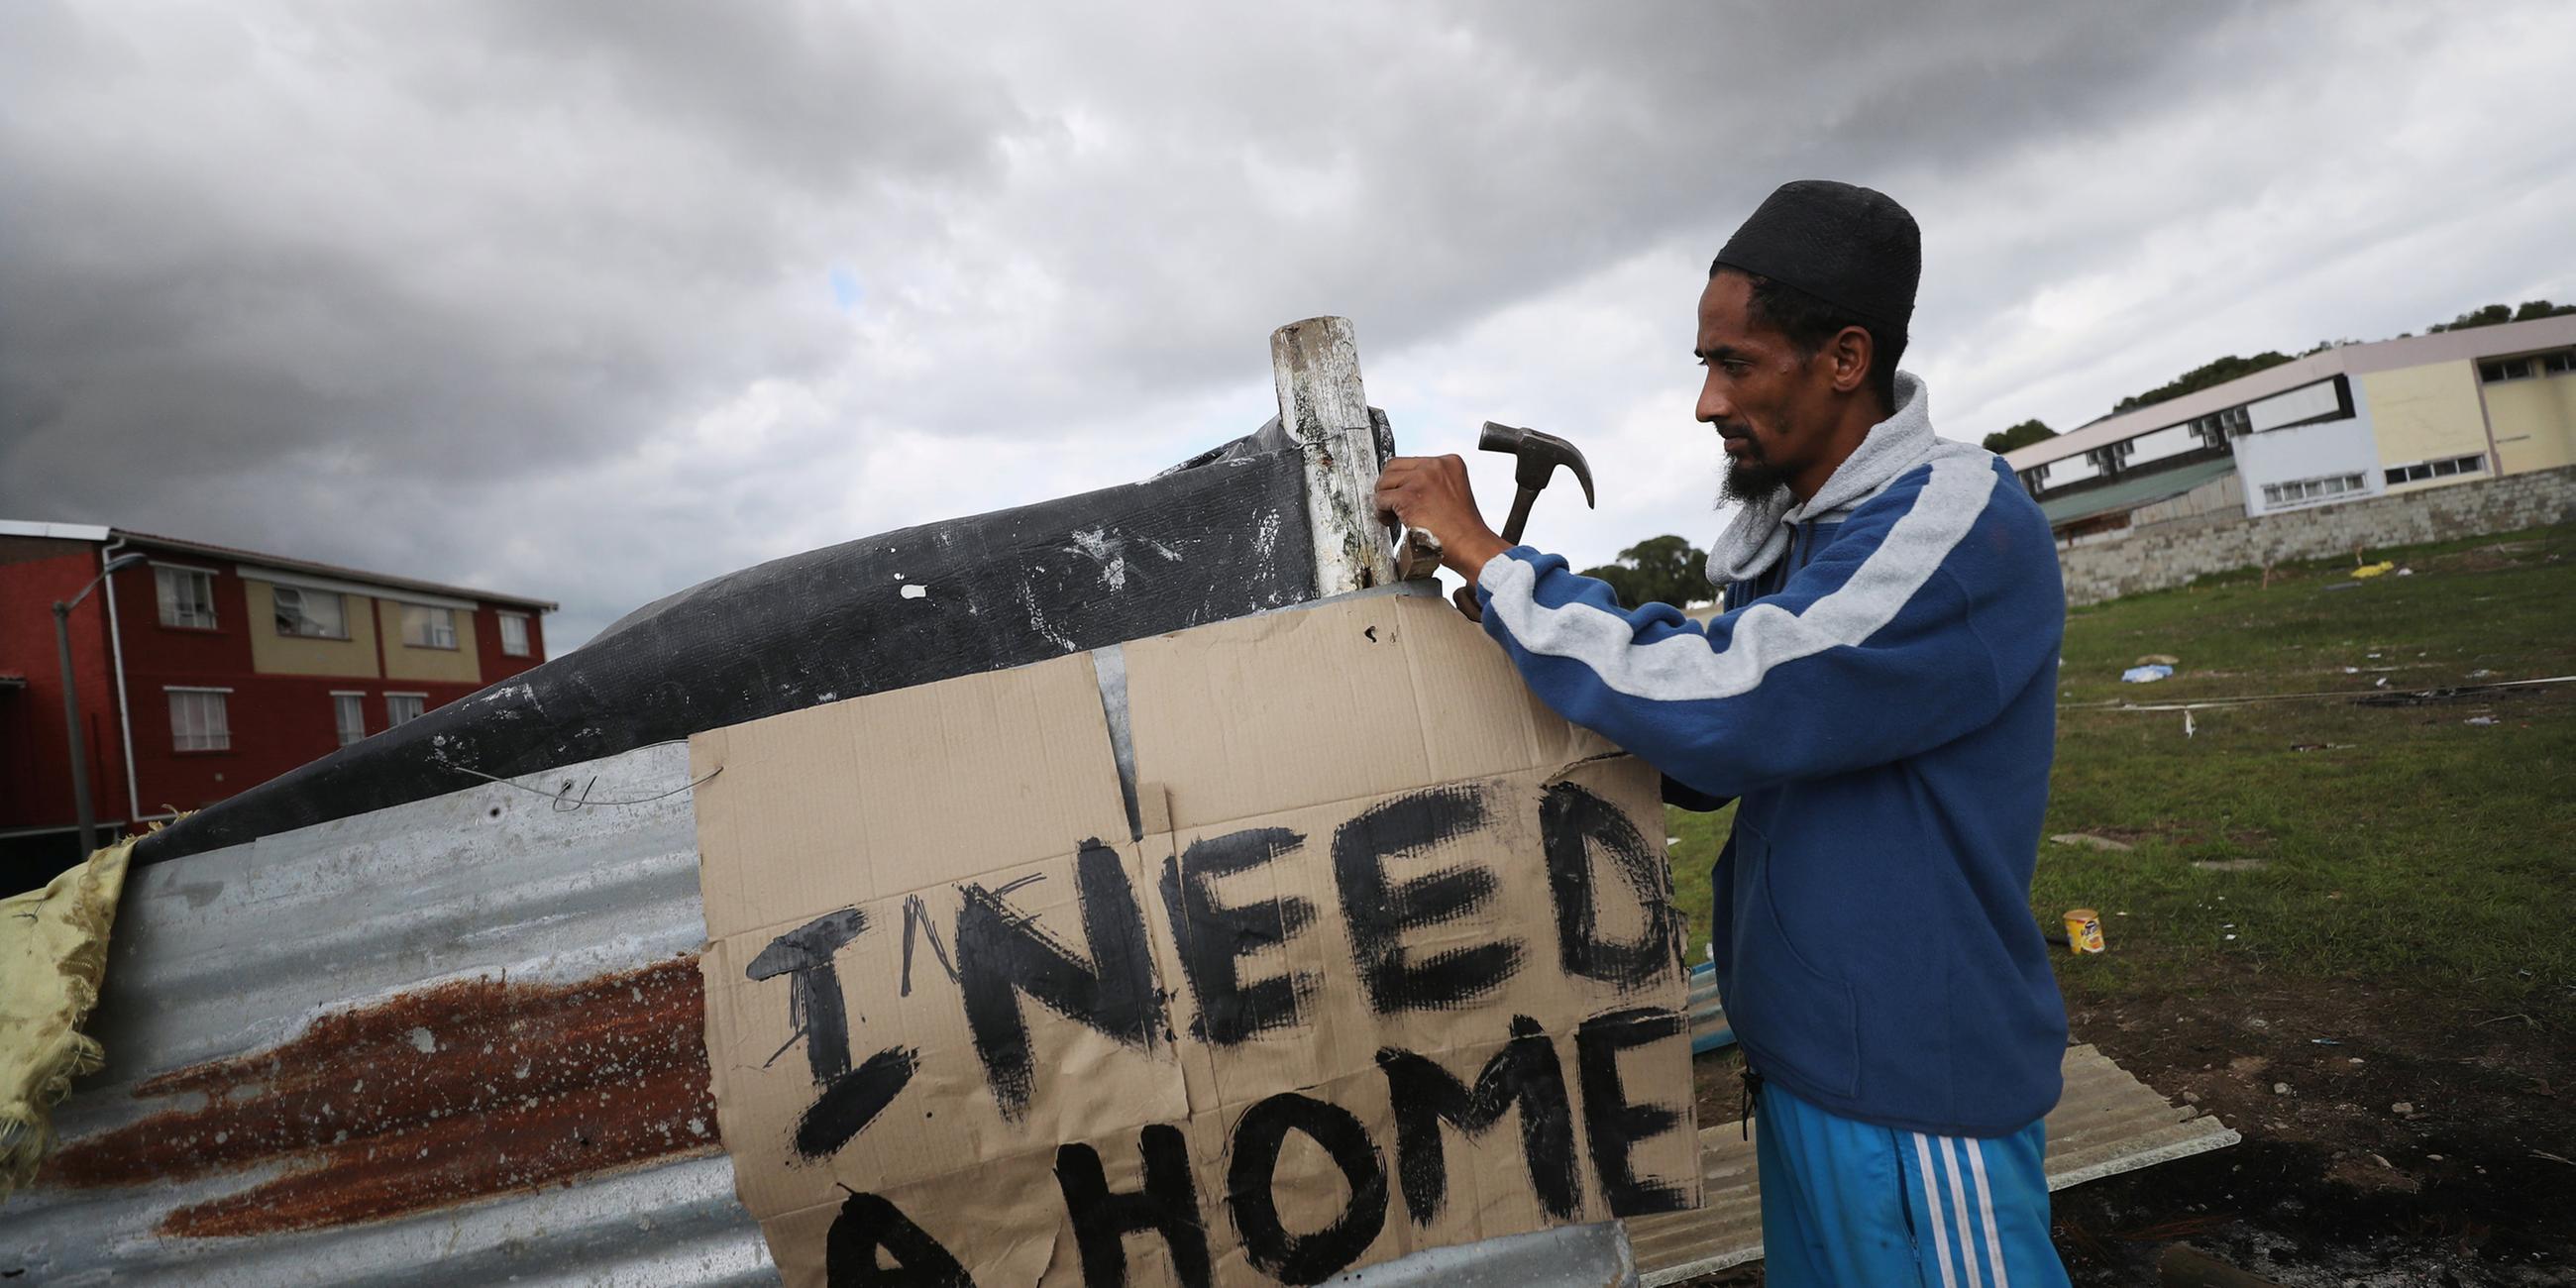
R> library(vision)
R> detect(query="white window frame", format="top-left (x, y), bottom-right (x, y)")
top-left (331, 691), bottom-right (368, 746)
top-left (155, 564), bottom-right (219, 629)
top-left (273, 585), bottom-right (350, 639)
top-left (166, 686), bottom-right (233, 752)
top-left (498, 611), bottom-right (531, 657)
top-left (400, 604), bottom-right (458, 650)
top-left (385, 692), bottom-right (428, 727)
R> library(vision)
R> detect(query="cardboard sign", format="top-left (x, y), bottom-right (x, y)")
top-left (692, 592), bottom-right (1698, 1287)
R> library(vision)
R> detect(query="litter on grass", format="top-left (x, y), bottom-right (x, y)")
top-left (2352, 561), bottom-right (2397, 579)
top-left (2121, 664), bottom-right (2175, 684)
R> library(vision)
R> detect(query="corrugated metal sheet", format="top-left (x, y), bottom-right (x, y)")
top-left (2037, 457), bottom-right (2240, 529)
top-left (0, 741), bottom-right (1639, 1286)
top-left (1626, 1043), bottom-right (2240, 1285)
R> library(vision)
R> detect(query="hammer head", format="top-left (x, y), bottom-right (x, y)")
top-left (1477, 422), bottom-right (1596, 507)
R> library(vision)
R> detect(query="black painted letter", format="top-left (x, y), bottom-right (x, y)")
top-left (748, 908), bottom-right (869, 1082)
top-left (824, 1190), bottom-right (974, 1287)
top-left (956, 839), bottom-right (1164, 1122)
top-left (1226, 1093), bottom-right (1390, 1286)
top-left (1573, 1007), bottom-right (1690, 1215)
top-left (1541, 782), bottom-right (1685, 990)
top-left (1331, 786), bottom-right (1523, 1014)
top-left (1375, 1015), bottom-right (1579, 1225)
top-left (1054, 1124), bottom-right (1212, 1288)
top-left (1158, 826), bottom-right (1315, 1045)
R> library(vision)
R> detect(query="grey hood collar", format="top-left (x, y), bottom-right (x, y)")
top-left (1705, 371), bottom-right (1937, 589)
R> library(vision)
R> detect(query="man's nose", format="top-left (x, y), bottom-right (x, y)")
top-left (1697, 370), bottom-right (1733, 426)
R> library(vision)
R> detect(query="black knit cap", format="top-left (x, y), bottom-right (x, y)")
top-left (1711, 179), bottom-right (1920, 334)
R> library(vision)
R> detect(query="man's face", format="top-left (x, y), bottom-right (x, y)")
top-left (1694, 271), bottom-right (1836, 502)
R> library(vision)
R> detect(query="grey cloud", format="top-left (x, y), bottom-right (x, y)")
top-left (1, 0), bottom-right (2563, 650)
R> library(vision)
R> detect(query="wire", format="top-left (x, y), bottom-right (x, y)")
top-left (435, 746), bottom-right (721, 810)
top-left (2065, 673), bottom-right (2576, 713)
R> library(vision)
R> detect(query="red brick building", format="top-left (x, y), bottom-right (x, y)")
top-left (1, 521), bottom-right (554, 883)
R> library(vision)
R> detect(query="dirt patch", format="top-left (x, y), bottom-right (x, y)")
top-left (1669, 968), bottom-right (2574, 1286)
top-left (2052, 968), bottom-right (2575, 1285)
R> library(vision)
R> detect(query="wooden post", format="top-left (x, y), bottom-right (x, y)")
top-left (1271, 316), bottom-right (1396, 596)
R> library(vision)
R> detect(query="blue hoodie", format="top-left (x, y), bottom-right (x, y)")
top-left (1471, 376), bottom-right (2068, 1137)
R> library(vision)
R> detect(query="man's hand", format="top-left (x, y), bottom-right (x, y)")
top-left (1374, 455), bottom-right (1512, 580)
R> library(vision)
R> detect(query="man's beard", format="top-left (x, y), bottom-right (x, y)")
top-left (1719, 434), bottom-right (1790, 503)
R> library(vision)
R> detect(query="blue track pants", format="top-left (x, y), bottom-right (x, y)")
top-left (1755, 1078), bottom-right (2069, 1288)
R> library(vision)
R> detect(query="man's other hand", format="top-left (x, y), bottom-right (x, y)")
top-left (1374, 455), bottom-right (1511, 580)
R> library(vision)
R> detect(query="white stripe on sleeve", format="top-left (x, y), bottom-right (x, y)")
top-left (1911, 1132), bottom-right (1960, 1288)
top-left (1482, 448), bottom-right (1997, 703)
top-left (1966, 1137), bottom-right (2012, 1287)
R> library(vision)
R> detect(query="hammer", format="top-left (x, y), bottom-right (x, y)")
top-left (1480, 421), bottom-right (1596, 546)
top-left (1395, 422), bottom-right (1595, 620)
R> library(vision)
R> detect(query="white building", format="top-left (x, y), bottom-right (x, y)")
top-left (2004, 314), bottom-right (2576, 541)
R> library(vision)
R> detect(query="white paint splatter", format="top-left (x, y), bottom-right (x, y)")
top-left (1252, 509), bottom-right (1284, 557)
top-left (1067, 526), bottom-right (1129, 591)
top-left (1139, 536), bottom-right (1180, 561)
top-left (1017, 582), bottom-right (1080, 653)
top-left (408, 1026), bottom-right (437, 1054)
top-left (901, 584), bottom-right (928, 599)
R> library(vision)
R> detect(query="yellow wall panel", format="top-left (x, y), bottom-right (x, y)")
top-left (2484, 373), bottom-right (2576, 475)
top-left (2362, 361), bottom-right (2491, 491)
top-left (379, 599), bottom-right (483, 685)
top-left (245, 581), bottom-right (381, 679)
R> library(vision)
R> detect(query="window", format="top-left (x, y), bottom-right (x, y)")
top-left (2543, 351), bottom-right (2576, 376)
top-left (2190, 406), bottom-right (2252, 447)
top-left (2085, 440), bottom-right (2137, 474)
top-left (401, 604), bottom-right (458, 649)
top-left (2259, 473), bottom-right (2368, 507)
top-left (2384, 454), bottom-right (2487, 485)
top-left (2479, 358), bottom-right (2534, 383)
top-left (385, 693), bottom-right (426, 726)
top-left (332, 693), bottom-right (367, 746)
top-left (167, 688), bottom-right (231, 752)
top-left (157, 567), bottom-right (218, 629)
top-left (273, 586), bottom-right (349, 638)
top-left (498, 612), bottom-right (531, 657)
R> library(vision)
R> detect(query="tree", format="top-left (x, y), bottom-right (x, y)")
top-left (2112, 352), bottom-right (2294, 414)
top-left (1981, 419), bottom-right (2056, 454)
top-left (1579, 535), bottom-right (1712, 610)
top-left (2429, 303), bottom-right (2514, 333)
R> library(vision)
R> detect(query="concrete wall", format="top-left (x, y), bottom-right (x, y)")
top-left (2486, 368), bottom-right (2576, 475)
top-left (2059, 464), bottom-right (2576, 605)
top-left (2360, 360), bottom-right (2491, 489)
top-left (2128, 471), bottom-right (2242, 527)
top-left (379, 599), bottom-right (483, 685)
top-left (2230, 411), bottom-right (2385, 517)
top-left (244, 580), bottom-right (381, 679)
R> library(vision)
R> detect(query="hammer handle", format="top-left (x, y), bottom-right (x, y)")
top-left (1499, 487), bottom-right (1539, 546)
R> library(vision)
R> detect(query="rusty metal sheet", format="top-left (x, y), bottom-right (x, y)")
top-left (1, 742), bottom-right (751, 1285)
top-left (1, 740), bottom-right (1641, 1286)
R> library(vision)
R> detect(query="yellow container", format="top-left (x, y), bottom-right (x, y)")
top-left (2064, 909), bottom-right (2105, 954)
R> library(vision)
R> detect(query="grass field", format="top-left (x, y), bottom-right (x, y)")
top-left (1666, 520), bottom-right (2576, 1026)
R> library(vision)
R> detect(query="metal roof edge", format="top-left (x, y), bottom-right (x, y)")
top-left (110, 527), bottom-right (560, 611)
top-left (0, 518), bottom-right (113, 541)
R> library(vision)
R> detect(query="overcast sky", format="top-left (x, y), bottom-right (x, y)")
top-left (5, 2), bottom-right (2571, 649)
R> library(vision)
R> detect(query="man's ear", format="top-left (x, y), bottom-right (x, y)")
top-left (1826, 325), bottom-right (1875, 396)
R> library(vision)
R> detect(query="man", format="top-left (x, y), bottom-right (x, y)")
top-left (1375, 180), bottom-right (2070, 1287)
